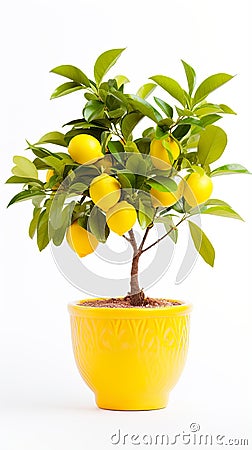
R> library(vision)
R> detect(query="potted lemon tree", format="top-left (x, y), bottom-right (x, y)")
top-left (6, 49), bottom-right (249, 410)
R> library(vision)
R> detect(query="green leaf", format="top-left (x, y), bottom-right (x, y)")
top-left (124, 141), bottom-right (139, 153)
top-left (97, 90), bottom-right (109, 102)
top-left (155, 215), bottom-right (178, 243)
top-left (198, 125), bottom-right (227, 165)
top-left (88, 207), bottom-right (109, 243)
top-left (108, 106), bottom-right (127, 119)
top-left (94, 48), bottom-right (125, 86)
top-left (12, 156), bottom-right (38, 179)
top-left (193, 73), bottom-right (234, 105)
top-left (121, 111), bottom-right (144, 141)
top-left (115, 75), bottom-right (130, 88)
top-left (37, 210), bottom-right (50, 251)
top-left (6, 176), bottom-right (43, 186)
top-left (49, 192), bottom-right (67, 230)
top-left (201, 205), bottom-right (243, 221)
top-left (172, 124), bottom-right (190, 140)
top-left (127, 95), bottom-right (162, 123)
top-left (100, 131), bottom-right (112, 154)
top-left (219, 104), bottom-right (236, 114)
top-left (194, 103), bottom-right (235, 117)
top-left (50, 81), bottom-right (84, 99)
top-left (109, 87), bottom-right (128, 106)
top-left (26, 141), bottom-right (63, 159)
top-left (178, 117), bottom-right (203, 127)
top-left (117, 170), bottom-right (135, 188)
top-left (188, 220), bottom-right (215, 267)
top-left (199, 114), bottom-right (221, 127)
top-left (146, 176), bottom-right (177, 192)
top-left (83, 100), bottom-right (105, 122)
top-left (50, 64), bottom-right (90, 86)
top-left (104, 88), bottom-right (120, 108)
top-left (35, 132), bottom-right (67, 147)
top-left (138, 198), bottom-right (155, 229)
top-left (142, 127), bottom-right (155, 138)
top-left (107, 140), bottom-right (124, 163)
top-left (72, 204), bottom-right (88, 222)
top-left (64, 128), bottom-right (103, 145)
top-left (42, 156), bottom-right (64, 173)
top-left (173, 199), bottom-right (185, 214)
top-left (136, 83), bottom-right (156, 99)
top-left (84, 92), bottom-right (98, 101)
top-left (150, 75), bottom-right (186, 106)
top-left (63, 118), bottom-right (97, 128)
top-left (184, 134), bottom-right (200, 149)
top-left (68, 182), bottom-right (88, 194)
top-left (180, 157), bottom-right (193, 170)
top-left (188, 198), bottom-right (239, 216)
top-left (204, 198), bottom-right (231, 207)
top-left (211, 164), bottom-right (250, 177)
top-left (175, 107), bottom-right (194, 116)
top-left (46, 174), bottom-right (59, 190)
top-left (33, 158), bottom-right (51, 170)
top-left (193, 103), bottom-right (223, 116)
top-left (126, 154), bottom-right (147, 175)
top-left (29, 207), bottom-right (42, 239)
top-left (181, 60), bottom-right (196, 95)
top-left (135, 137), bottom-right (151, 154)
top-left (155, 118), bottom-right (173, 139)
top-left (52, 202), bottom-right (76, 246)
top-left (154, 97), bottom-right (173, 118)
top-left (55, 152), bottom-right (74, 163)
top-left (7, 190), bottom-right (45, 207)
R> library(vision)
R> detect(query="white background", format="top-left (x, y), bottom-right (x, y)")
top-left (0, 0), bottom-right (251, 449)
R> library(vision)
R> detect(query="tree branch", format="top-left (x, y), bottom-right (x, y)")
top-left (122, 234), bottom-right (131, 243)
top-left (141, 216), bottom-right (186, 254)
top-left (128, 228), bottom-right (138, 256)
top-left (138, 226), bottom-right (151, 253)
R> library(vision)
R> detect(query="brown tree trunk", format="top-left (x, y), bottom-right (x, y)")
top-left (125, 217), bottom-right (186, 307)
top-left (128, 253), bottom-right (145, 306)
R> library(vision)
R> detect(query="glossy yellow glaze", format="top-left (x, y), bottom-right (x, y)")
top-left (68, 299), bottom-right (192, 411)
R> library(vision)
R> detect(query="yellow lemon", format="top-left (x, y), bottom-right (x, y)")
top-left (46, 169), bottom-right (60, 190)
top-left (150, 186), bottom-right (181, 208)
top-left (106, 201), bottom-right (137, 236)
top-left (181, 172), bottom-right (213, 207)
top-left (89, 173), bottom-right (121, 212)
top-left (150, 136), bottom-right (180, 170)
top-left (66, 221), bottom-right (98, 257)
top-left (68, 134), bottom-right (103, 165)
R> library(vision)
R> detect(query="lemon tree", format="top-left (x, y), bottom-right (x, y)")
top-left (6, 48), bottom-right (250, 306)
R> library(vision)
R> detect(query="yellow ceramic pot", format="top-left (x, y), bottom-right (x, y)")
top-left (68, 299), bottom-right (192, 411)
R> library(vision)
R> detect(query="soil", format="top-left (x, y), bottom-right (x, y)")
top-left (78, 297), bottom-right (182, 308)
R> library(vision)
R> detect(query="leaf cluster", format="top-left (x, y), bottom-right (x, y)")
top-left (6, 49), bottom-right (249, 265)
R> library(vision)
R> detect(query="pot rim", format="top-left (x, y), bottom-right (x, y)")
top-left (68, 298), bottom-right (192, 318)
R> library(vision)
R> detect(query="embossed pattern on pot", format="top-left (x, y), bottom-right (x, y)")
top-left (68, 300), bottom-right (192, 410)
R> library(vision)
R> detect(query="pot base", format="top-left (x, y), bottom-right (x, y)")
top-left (96, 394), bottom-right (169, 411)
